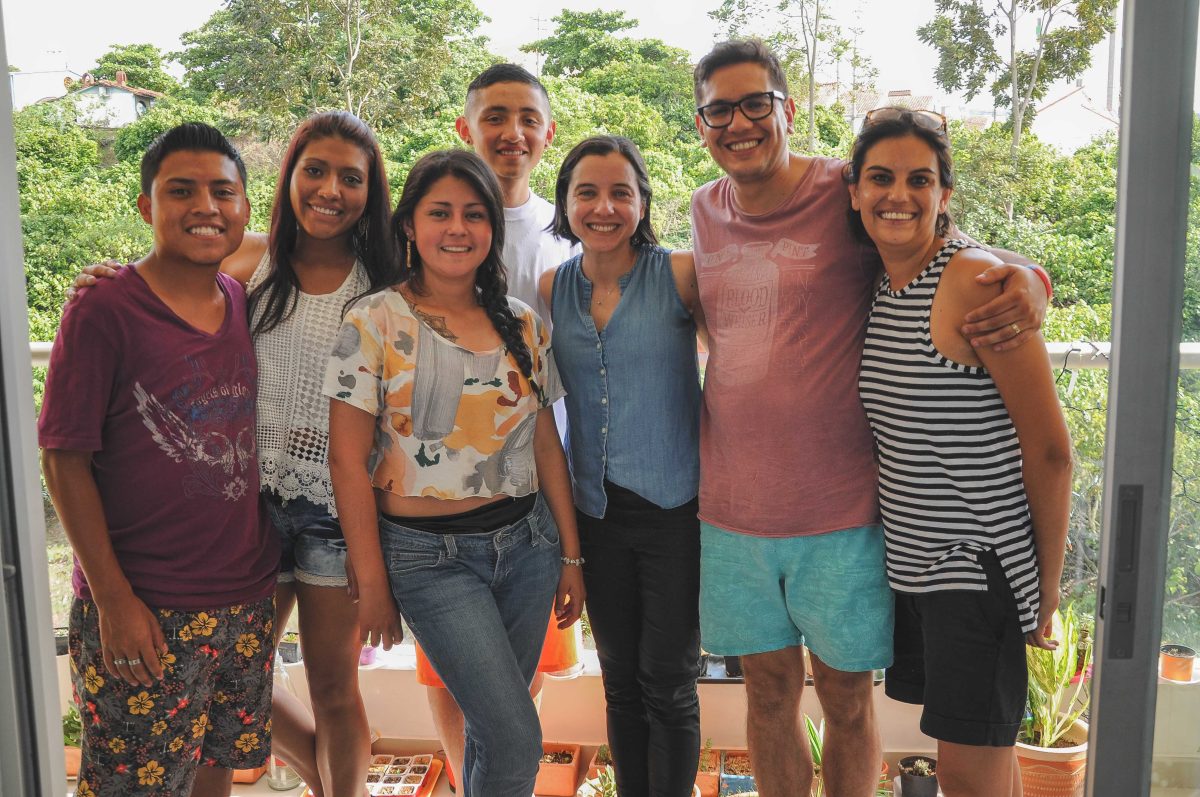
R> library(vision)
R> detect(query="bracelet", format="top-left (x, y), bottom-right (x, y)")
top-left (561, 556), bottom-right (585, 566)
top-left (1026, 264), bottom-right (1053, 300)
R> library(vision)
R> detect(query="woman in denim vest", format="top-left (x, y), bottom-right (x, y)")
top-left (537, 136), bottom-right (703, 797)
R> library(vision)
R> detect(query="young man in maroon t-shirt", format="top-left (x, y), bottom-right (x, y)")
top-left (39, 123), bottom-right (278, 797)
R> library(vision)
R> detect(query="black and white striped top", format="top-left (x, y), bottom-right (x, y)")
top-left (858, 240), bottom-right (1040, 633)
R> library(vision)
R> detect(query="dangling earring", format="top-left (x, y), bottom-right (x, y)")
top-left (406, 238), bottom-right (414, 267)
top-left (357, 215), bottom-right (369, 238)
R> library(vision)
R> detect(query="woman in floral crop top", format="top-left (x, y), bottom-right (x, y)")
top-left (326, 149), bottom-right (583, 797)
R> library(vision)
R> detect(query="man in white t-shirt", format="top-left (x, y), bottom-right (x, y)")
top-left (417, 63), bottom-right (577, 791)
top-left (455, 63), bottom-right (577, 318)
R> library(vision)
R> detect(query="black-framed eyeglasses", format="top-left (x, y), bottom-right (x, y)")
top-left (862, 107), bottom-right (947, 133)
top-left (696, 91), bottom-right (785, 129)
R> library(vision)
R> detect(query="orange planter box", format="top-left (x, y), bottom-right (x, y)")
top-left (535, 743), bottom-right (582, 797)
top-left (695, 749), bottom-right (720, 797)
top-left (587, 746), bottom-right (613, 780)
top-left (231, 764), bottom-right (267, 783)
top-left (64, 746), bottom-right (81, 778)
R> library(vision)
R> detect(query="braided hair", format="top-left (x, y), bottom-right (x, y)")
top-left (391, 149), bottom-right (533, 381)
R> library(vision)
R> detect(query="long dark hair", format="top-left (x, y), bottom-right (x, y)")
top-left (391, 149), bottom-right (532, 380)
top-left (845, 107), bottom-right (955, 242)
top-left (550, 135), bottom-right (658, 249)
top-left (251, 111), bottom-right (396, 335)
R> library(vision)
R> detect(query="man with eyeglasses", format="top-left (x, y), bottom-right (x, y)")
top-left (688, 40), bottom-right (1050, 797)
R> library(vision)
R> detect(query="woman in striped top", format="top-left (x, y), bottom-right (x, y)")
top-left (848, 108), bottom-right (1073, 796)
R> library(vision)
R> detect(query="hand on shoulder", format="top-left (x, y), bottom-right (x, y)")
top-left (941, 244), bottom-right (1005, 308)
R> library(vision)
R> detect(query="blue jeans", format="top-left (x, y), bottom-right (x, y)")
top-left (378, 493), bottom-right (561, 797)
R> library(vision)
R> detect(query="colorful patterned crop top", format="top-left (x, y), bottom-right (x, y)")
top-left (323, 288), bottom-right (564, 500)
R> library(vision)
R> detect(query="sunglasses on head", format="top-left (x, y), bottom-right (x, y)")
top-left (863, 107), bottom-right (947, 133)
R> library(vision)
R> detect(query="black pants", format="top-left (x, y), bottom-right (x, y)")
top-left (578, 482), bottom-right (702, 797)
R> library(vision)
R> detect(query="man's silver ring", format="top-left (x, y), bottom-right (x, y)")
top-left (113, 658), bottom-right (127, 665)
top-left (128, 658), bottom-right (142, 666)
top-left (1010, 322), bottom-right (1021, 335)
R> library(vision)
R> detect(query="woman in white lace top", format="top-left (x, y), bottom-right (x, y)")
top-left (236, 111), bottom-right (396, 797)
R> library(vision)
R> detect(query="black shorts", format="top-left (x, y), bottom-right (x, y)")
top-left (885, 551), bottom-right (1028, 747)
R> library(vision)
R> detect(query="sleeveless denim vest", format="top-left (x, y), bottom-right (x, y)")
top-left (551, 245), bottom-right (701, 518)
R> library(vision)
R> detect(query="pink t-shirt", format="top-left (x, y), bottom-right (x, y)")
top-left (38, 267), bottom-right (278, 609)
top-left (691, 157), bottom-right (881, 537)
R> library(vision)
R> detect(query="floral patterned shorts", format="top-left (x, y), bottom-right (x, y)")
top-left (68, 595), bottom-right (275, 796)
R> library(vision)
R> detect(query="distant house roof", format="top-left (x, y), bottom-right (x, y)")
top-left (71, 71), bottom-right (164, 100)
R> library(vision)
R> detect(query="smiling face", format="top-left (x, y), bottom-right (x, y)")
top-left (695, 61), bottom-right (794, 187)
top-left (849, 133), bottom-right (952, 255)
top-left (566, 152), bottom-right (646, 257)
top-left (288, 135), bottom-right (371, 243)
top-left (404, 175), bottom-right (494, 285)
top-left (456, 81), bottom-right (555, 190)
top-left (137, 149), bottom-right (249, 267)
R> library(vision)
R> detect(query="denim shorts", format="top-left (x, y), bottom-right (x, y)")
top-left (262, 492), bottom-right (349, 587)
top-left (699, 521), bottom-right (894, 671)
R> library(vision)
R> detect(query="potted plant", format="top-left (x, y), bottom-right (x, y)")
top-left (536, 743), bottom-right (582, 797)
top-left (720, 750), bottom-right (755, 796)
top-left (897, 755), bottom-right (938, 797)
top-left (62, 705), bottom-right (81, 778)
top-left (1016, 605), bottom-right (1092, 797)
top-left (1160, 643), bottom-right (1197, 682)
top-left (587, 744), bottom-right (613, 779)
top-left (278, 630), bottom-right (301, 663)
top-left (696, 738), bottom-right (720, 797)
top-left (579, 766), bottom-right (701, 797)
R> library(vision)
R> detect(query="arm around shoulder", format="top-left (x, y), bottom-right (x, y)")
top-left (221, 231), bottom-right (269, 286)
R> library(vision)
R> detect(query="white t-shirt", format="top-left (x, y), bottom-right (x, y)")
top-left (503, 193), bottom-right (577, 323)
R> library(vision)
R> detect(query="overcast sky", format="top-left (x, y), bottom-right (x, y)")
top-left (1, 0), bottom-right (1151, 152)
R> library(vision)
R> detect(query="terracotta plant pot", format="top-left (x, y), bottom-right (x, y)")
top-left (897, 755), bottom-right (938, 797)
top-left (535, 743), bottom-right (582, 797)
top-left (63, 745), bottom-right (80, 778)
top-left (587, 745), bottom-right (613, 780)
top-left (231, 764), bottom-right (267, 783)
top-left (695, 748), bottom-right (720, 797)
top-left (1160, 643), bottom-right (1197, 682)
top-left (1016, 718), bottom-right (1088, 797)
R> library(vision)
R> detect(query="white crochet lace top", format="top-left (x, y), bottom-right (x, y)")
top-left (248, 252), bottom-right (369, 514)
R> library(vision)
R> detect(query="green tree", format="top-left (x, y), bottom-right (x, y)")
top-left (521, 10), bottom-right (639, 77)
top-left (521, 10), bottom-right (695, 141)
top-left (12, 102), bottom-right (99, 175)
top-left (90, 43), bottom-right (180, 94)
top-left (917, 0), bottom-right (1118, 169)
top-left (177, 0), bottom-right (486, 137)
top-left (112, 97), bottom-right (228, 163)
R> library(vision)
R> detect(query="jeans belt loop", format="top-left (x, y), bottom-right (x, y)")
top-left (443, 535), bottom-right (458, 558)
